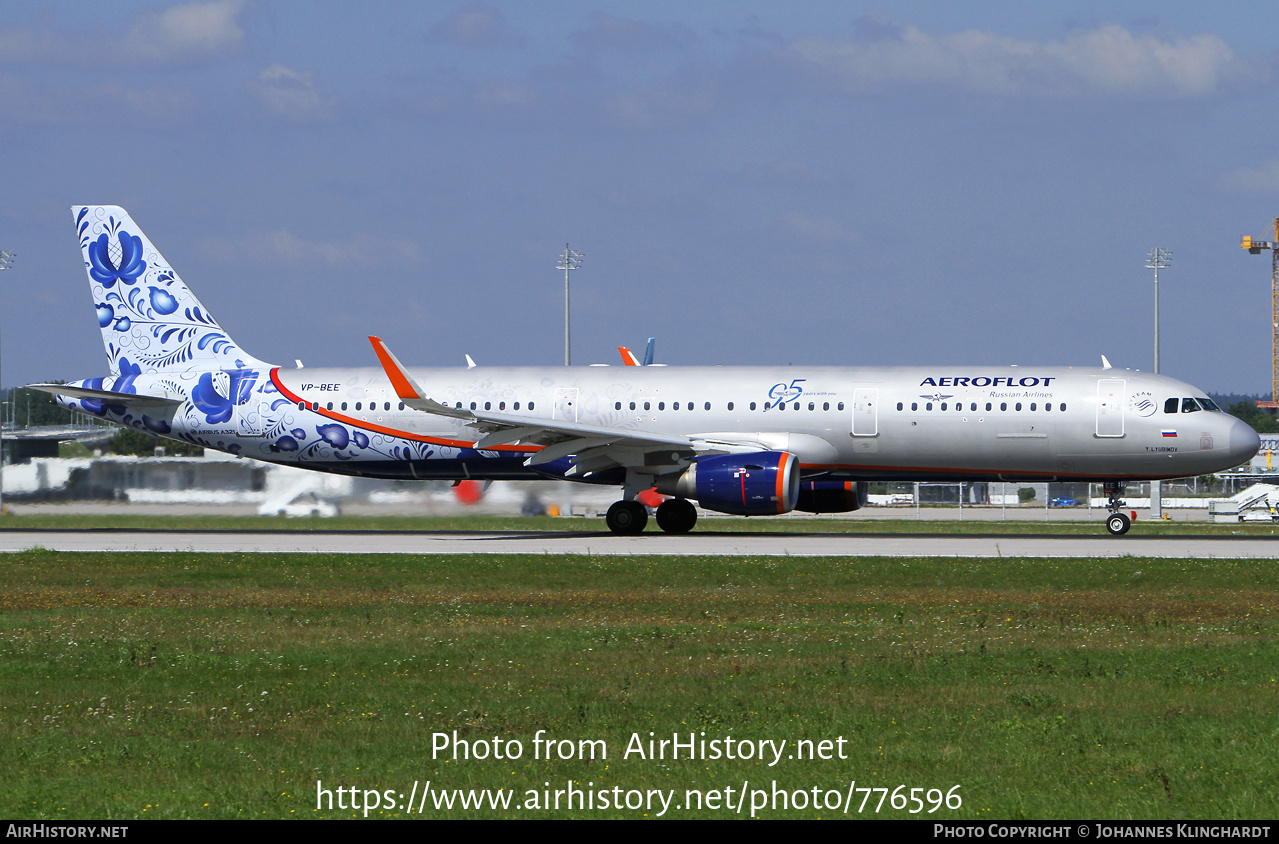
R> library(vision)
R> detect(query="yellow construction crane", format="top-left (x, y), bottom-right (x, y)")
top-left (1241, 217), bottom-right (1279, 409)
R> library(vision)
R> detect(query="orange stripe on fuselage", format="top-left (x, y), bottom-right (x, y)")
top-left (269, 368), bottom-right (540, 454)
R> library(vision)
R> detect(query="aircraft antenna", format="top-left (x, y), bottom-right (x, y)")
top-left (0, 249), bottom-right (14, 514)
top-left (1240, 219), bottom-right (1279, 407)
top-left (557, 244), bottom-right (583, 366)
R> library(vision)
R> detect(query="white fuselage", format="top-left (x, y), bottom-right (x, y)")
top-left (83, 363), bottom-right (1255, 484)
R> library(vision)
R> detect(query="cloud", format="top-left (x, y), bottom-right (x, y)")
top-left (0, 73), bottom-right (198, 126)
top-left (203, 228), bottom-right (424, 268)
top-left (427, 3), bottom-right (524, 48)
top-left (604, 67), bottom-right (719, 129)
top-left (1216, 160), bottom-right (1279, 195)
top-left (570, 13), bottom-right (697, 53)
top-left (779, 213), bottom-right (860, 245)
top-left (788, 21), bottom-right (1250, 99)
top-left (0, 0), bottom-right (246, 66)
top-left (250, 64), bottom-right (337, 121)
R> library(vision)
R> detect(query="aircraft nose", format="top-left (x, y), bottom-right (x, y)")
top-left (1228, 417), bottom-right (1261, 467)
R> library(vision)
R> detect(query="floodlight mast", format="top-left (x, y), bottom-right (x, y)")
top-left (557, 244), bottom-right (583, 366)
top-left (1145, 248), bottom-right (1171, 375)
top-left (1240, 219), bottom-right (1279, 404)
top-left (0, 250), bottom-right (14, 514)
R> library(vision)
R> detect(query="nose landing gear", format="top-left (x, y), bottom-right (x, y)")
top-left (1103, 482), bottom-right (1131, 535)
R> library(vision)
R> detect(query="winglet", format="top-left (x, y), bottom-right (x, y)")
top-left (1100, 355), bottom-right (1112, 370)
top-left (369, 336), bottom-right (427, 400)
top-left (643, 337), bottom-right (655, 366)
top-left (369, 336), bottom-right (471, 419)
top-left (618, 346), bottom-right (641, 366)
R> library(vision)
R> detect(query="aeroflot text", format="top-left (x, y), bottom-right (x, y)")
top-left (920, 377), bottom-right (1056, 388)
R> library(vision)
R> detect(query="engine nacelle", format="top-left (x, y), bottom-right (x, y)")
top-left (795, 480), bottom-right (868, 513)
top-left (654, 451), bottom-right (800, 516)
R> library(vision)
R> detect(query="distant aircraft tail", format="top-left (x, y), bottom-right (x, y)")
top-left (73, 205), bottom-right (270, 375)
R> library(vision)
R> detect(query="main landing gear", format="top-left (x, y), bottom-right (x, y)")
top-left (1103, 482), bottom-right (1130, 536)
top-left (605, 498), bottom-right (698, 535)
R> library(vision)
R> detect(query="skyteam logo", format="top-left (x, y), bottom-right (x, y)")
top-left (1131, 390), bottom-right (1157, 418)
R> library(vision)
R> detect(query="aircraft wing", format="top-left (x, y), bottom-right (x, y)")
top-left (369, 336), bottom-right (745, 477)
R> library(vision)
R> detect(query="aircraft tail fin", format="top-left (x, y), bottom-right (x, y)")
top-left (73, 205), bottom-right (271, 375)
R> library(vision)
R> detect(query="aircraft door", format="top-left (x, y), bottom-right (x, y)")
top-left (1096, 379), bottom-right (1125, 438)
top-left (553, 388), bottom-right (579, 422)
top-left (851, 388), bottom-right (878, 436)
top-left (236, 399), bottom-right (269, 437)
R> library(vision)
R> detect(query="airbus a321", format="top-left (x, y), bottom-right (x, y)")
top-left (34, 206), bottom-right (1260, 536)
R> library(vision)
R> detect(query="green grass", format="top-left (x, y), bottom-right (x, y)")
top-left (2, 511), bottom-right (1279, 536)
top-left (1, 551), bottom-right (1276, 819)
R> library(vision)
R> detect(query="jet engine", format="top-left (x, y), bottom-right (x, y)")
top-left (795, 480), bottom-right (867, 513)
top-left (654, 451), bottom-right (799, 516)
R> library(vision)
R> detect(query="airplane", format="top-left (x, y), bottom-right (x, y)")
top-left (32, 206), bottom-right (1260, 537)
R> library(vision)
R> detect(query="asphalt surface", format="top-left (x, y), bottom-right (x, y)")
top-left (0, 528), bottom-right (1274, 557)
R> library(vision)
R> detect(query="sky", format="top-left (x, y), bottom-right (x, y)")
top-left (3, 1), bottom-right (1279, 394)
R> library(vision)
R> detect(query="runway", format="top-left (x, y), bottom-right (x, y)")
top-left (0, 529), bottom-right (1275, 557)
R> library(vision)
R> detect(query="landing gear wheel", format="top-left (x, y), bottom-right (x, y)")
top-left (606, 500), bottom-right (648, 535)
top-left (1106, 512), bottom-right (1131, 536)
top-left (656, 498), bottom-right (698, 534)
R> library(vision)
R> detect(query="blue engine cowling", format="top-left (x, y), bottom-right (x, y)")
top-left (654, 451), bottom-right (800, 516)
top-left (795, 480), bottom-right (868, 513)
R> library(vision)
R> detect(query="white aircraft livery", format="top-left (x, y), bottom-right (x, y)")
top-left (34, 206), bottom-right (1260, 536)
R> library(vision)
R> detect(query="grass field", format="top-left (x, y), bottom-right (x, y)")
top-left (1, 550), bottom-right (1276, 819)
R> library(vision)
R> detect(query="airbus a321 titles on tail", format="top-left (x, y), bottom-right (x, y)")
top-left (33, 206), bottom-right (1260, 536)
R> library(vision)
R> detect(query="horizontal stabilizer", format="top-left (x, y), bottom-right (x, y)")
top-left (28, 383), bottom-right (183, 408)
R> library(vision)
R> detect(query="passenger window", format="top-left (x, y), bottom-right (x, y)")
top-left (727, 402), bottom-right (734, 410)
top-left (326, 402), bottom-right (333, 410)
top-left (615, 402), bottom-right (621, 410)
top-left (941, 402), bottom-right (947, 411)
top-left (630, 402), bottom-right (636, 410)
top-left (778, 402), bottom-right (785, 411)
top-left (355, 402), bottom-right (362, 410)
top-left (1015, 402), bottom-right (1022, 411)
top-left (514, 402), bottom-right (520, 410)
top-left (750, 402), bottom-right (757, 410)
top-left (312, 402), bottom-right (319, 411)
top-left (484, 401), bottom-right (491, 410)
top-left (1045, 403), bottom-right (1052, 411)
top-left (1164, 398), bottom-right (1179, 414)
top-left (838, 402), bottom-right (845, 411)
top-left (644, 402), bottom-right (651, 410)
top-left (658, 402), bottom-right (665, 410)
top-left (1030, 403), bottom-right (1036, 411)
top-left (926, 402), bottom-right (933, 411)
top-left (985, 402), bottom-right (991, 411)
top-left (897, 402), bottom-right (903, 411)
top-left (911, 402), bottom-right (918, 411)
top-left (1060, 403), bottom-right (1066, 411)
top-left (528, 402), bottom-right (535, 410)
top-left (341, 402), bottom-right (348, 411)
top-left (1181, 398), bottom-right (1200, 413)
top-left (400, 403), bottom-right (406, 411)
top-left (470, 402), bottom-right (476, 410)
top-left (499, 402), bottom-right (505, 410)
top-left (824, 402), bottom-right (830, 411)
top-left (808, 402), bottom-right (815, 411)
top-left (1000, 402), bottom-right (1007, 411)
top-left (297, 401), bottom-right (305, 410)
top-left (673, 402), bottom-right (680, 410)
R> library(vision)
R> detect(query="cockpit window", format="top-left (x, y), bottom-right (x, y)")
top-left (1181, 398), bottom-right (1202, 413)
top-left (1199, 397), bottom-right (1221, 412)
top-left (1164, 398), bottom-right (1179, 414)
